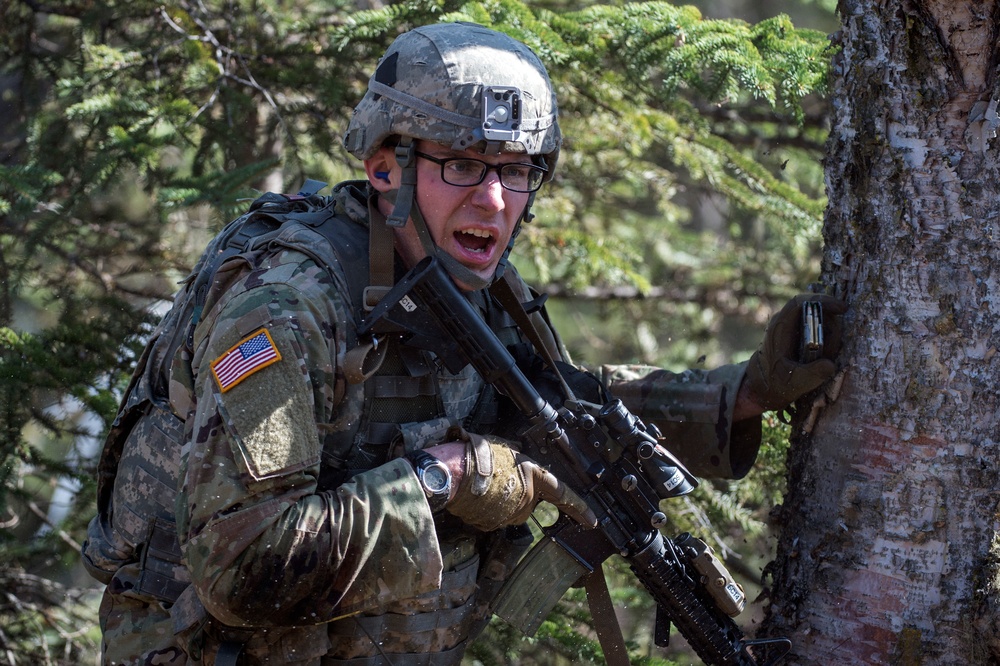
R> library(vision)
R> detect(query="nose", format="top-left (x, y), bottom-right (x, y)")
top-left (471, 169), bottom-right (506, 209)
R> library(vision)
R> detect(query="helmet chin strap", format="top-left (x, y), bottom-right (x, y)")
top-left (378, 137), bottom-right (534, 293)
top-left (493, 191), bottom-right (535, 282)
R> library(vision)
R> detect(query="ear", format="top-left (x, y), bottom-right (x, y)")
top-left (363, 147), bottom-right (396, 192)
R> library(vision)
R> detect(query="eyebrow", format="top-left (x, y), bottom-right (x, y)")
top-left (420, 149), bottom-right (536, 165)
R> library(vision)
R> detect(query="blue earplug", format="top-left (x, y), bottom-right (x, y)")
top-left (375, 171), bottom-right (390, 182)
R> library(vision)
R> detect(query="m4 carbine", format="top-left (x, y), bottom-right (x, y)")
top-left (359, 256), bottom-right (791, 666)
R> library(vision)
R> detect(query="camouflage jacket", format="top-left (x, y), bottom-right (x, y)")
top-left (166, 181), bottom-right (758, 658)
top-left (173, 184), bottom-right (449, 627)
top-left (604, 362), bottom-right (759, 480)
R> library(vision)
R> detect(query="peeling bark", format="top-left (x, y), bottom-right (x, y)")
top-left (762, 1), bottom-right (1000, 663)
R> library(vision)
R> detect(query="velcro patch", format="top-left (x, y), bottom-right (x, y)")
top-left (211, 328), bottom-right (282, 392)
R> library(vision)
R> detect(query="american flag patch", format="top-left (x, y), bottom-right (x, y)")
top-left (211, 328), bottom-right (282, 392)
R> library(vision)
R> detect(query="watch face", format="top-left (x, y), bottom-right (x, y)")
top-left (422, 464), bottom-right (450, 493)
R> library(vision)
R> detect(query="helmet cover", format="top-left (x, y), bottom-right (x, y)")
top-left (344, 22), bottom-right (561, 177)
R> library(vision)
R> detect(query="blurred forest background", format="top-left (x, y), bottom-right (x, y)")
top-left (0, 0), bottom-right (839, 663)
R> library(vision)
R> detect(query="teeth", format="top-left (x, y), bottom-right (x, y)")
top-left (461, 228), bottom-right (493, 239)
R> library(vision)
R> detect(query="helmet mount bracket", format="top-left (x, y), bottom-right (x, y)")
top-left (482, 86), bottom-right (523, 143)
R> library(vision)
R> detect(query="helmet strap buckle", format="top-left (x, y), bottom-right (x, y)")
top-left (387, 139), bottom-right (417, 228)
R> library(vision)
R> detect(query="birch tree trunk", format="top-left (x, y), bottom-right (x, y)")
top-left (762, 1), bottom-right (1000, 663)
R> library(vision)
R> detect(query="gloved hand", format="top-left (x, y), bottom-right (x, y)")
top-left (445, 431), bottom-right (597, 532)
top-left (744, 293), bottom-right (847, 411)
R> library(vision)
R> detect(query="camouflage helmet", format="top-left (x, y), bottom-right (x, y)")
top-left (344, 22), bottom-right (561, 179)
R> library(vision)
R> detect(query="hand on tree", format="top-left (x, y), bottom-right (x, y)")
top-left (743, 293), bottom-right (847, 412)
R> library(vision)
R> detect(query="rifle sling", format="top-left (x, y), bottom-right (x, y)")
top-left (367, 193), bottom-right (396, 310)
top-left (491, 274), bottom-right (633, 662)
top-left (584, 570), bottom-right (631, 666)
top-left (488, 273), bottom-right (577, 401)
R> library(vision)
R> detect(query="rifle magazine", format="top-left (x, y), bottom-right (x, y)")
top-left (492, 535), bottom-right (591, 636)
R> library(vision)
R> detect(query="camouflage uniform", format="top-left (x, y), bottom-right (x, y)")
top-left (84, 22), bottom-right (761, 666)
top-left (85, 180), bottom-right (756, 665)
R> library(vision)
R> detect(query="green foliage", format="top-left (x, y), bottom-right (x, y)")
top-left (541, 1), bottom-right (829, 294)
top-left (0, 0), bottom-right (834, 662)
top-left (0, 565), bottom-right (100, 664)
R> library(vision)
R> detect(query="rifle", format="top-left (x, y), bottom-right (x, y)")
top-left (358, 256), bottom-right (791, 666)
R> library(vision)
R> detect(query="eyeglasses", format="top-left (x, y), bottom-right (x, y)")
top-left (414, 151), bottom-right (547, 193)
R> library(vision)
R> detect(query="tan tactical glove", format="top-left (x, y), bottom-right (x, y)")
top-left (745, 293), bottom-right (847, 411)
top-left (445, 431), bottom-right (597, 532)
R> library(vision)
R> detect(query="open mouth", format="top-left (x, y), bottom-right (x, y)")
top-left (456, 228), bottom-right (495, 255)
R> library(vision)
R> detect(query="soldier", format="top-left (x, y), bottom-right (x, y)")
top-left (82, 21), bottom-right (844, 665)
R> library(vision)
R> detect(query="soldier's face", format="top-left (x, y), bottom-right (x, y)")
top-left (368, 141), bottom-right (530, 290)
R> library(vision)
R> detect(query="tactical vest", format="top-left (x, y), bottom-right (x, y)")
top-left (83, 183), bottom-right (539, 665)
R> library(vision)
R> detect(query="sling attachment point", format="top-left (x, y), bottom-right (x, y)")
top-left (297, 178), bottom-right (328, 198)
top-left (519, 292), bottom-right (548, 315)
top-left (364, 285), bottom-right (391, 311)
top-left (345, 334), bottom-right (391, 385)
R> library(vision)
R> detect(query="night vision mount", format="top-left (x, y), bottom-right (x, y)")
top-left (482, 86), bottom-right (523, 142)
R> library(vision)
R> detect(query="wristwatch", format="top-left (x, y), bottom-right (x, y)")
top-left (408, 450), bottom-right (452, 514)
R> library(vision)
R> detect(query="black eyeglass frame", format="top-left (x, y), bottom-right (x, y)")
top-left (413, 151), bottom-right (547, 193)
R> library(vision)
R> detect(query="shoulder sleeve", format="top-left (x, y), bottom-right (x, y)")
top-left (601, 361), bottom-right (762, 479)
top-left (176, 258), bottom-right (442, 628)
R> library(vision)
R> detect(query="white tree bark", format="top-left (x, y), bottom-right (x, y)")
top-left (763, 1), bottom-right (1000, 663)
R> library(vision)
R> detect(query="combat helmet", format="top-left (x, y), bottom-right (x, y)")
top-left (343, 22), bottom-right (561, 291)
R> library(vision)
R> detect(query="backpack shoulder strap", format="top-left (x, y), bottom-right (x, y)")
top-left (186, 183), bottom-right (329, 337)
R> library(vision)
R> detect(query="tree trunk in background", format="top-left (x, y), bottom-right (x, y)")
top-left (763, 2), bottom-right (1000, 663)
